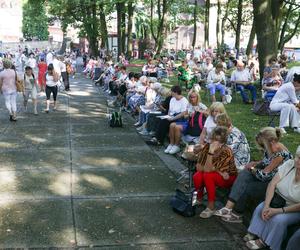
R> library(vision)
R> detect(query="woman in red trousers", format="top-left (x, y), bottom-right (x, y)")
top-left (193, 126), bottom-right (238, 218)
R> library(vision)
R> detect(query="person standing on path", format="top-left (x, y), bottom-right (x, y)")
top-left (0, 59), bottom-right (18, 121)
top-left (37, 58), bottom-right (47, 92)
top-left (60, 56), bottom-right (70, 91)
top-left (23, 66), bottom-right (39, 115)
top-left (45, 64), bottom-right (59, 113)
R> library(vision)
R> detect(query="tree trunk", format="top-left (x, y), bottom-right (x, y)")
top-left (192, 0), bottom-right (198, 50)
top-left (246, 22), bottom-right (255, 57)
top-left (99, 2), bottom-right (109, 50)
top-left (235, 0), bottom-right (243, 56)
top-left (155, 0), bottom-right (169, 54)
top-left (221, 0), bottom-right (232, 48)
top-left (121, 5), bottom-right (126, 55)
top-left (116, 2), bottom-right (125, 56)
top-left (59, 32), bottom-right (67, 54)
top-left (204, 0), bottom-right (210, 48)
top-left (216, 0), bottom-right (221, 52)
top-left (253, 0), bottom-right (283, 81)
top-left (127, 1), bottom-right (134, 59)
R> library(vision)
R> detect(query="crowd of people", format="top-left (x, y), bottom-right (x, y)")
top-left (0, 48), bottom-right (79, 120)
top-left (1, 44), bottom-right (300, 249)
top-left (89, 47), bottom-right (300, 250)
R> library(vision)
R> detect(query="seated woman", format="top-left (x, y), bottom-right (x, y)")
top-left (135, 82), bottom-right (160, 127)
top-left (193, 126), bottom-right (238, 218)
top-left (262, 64), bottom-right (283, 101)
top-left (139, 88), bottom-right (172, 136)
top-left (178, 60), bottom-right (192, 90)
top-left (164, 90), bottom-right (208, 155)
top-left (146, 85), bottom-right (188, 146)
top-left (215, 127), bottom-right (292, 223)
top-left (206, 63), bottom-right (227, 103)
top-left (142, 59), bottom-right (157, 77)
top-left (198, 102), bottom-right (227, 147)
top-left (244, 146), bottom-right (300, 250)
top-left (270, 73), bottom-right (300, 134)
top-left (215, 113), bottom-right (250, 171)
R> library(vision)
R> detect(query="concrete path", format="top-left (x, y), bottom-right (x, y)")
top-left (0, 76), bottom-right (246, 249)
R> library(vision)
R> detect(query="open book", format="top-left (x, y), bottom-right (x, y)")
top-left (157, 115), bottom-right (172, 120)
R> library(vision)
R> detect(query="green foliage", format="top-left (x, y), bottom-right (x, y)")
top-left (22, 0), bottom-right (49, 41)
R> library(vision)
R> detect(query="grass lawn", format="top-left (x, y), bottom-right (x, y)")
top-left (127, 60), bottom-right (300, 160)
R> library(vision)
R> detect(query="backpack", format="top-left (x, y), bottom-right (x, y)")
top-left (185, 112), bottom-right (206, 136)
top-left (109, 111), bottom-right (123, 127)
top-left (170, 189), bottom-right (196, 217)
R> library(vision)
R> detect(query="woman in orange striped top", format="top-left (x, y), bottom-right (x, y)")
top-left (193, 126), bottom-right (238, 218)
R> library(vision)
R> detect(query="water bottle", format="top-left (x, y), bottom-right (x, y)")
top-left (192, 190), bottom-right (198, 206)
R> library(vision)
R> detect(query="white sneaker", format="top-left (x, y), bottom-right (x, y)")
top-left (149, 131), bottom-right (156, 136)
top-left (280, 128), bottom-right (287, 134)
top-left (164, 144), bottom-right (174, 154)
top-left (139, 129), bottom-right (149, 136)
top-left (169, 145), bottom-right (181, 154)
top-left (136, 126), bottom-right (144, 131)
top-left (294, 128), bottom-right (300, 133)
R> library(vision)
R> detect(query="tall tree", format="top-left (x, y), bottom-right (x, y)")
top-left (204, 0), bottom-right (210, 48)
top-left (278, 1), bottom-right (300, 52)
top-left (235, 0), bottom-right (243, 55)
top-left (192, 0), bottom-right (198, 50)
top-left (150, 0), bottom-right (174, 54)
top-left (22, 0), bottom-right (49, 41)
top-left (216, 0), bottom-right (221, 51)
top-left (220, 0), bottom-right (232, 49)
top-left (246, 22), bottom-right (255, 57)
top-left (253, 0), bottom-right (284, 79)
top-left (116, 1), bottom-right (126, 55)
top-left (127, 1), bottom-right (135, 59)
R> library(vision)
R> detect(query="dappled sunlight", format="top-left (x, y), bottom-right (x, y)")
top-left (0, 142), bottom-right (18, 148)
top-left (81, 174), bottom-right (113, 190)
top-left (48, 173), bottom-right (71, 196)
top-left (81, 156), bottom-right (121, 166)
top-left (0, 172), bottom-right (16, 188)
top-left (69, 91), bottom-right (91, 97)
top-left (24, 135), bottom-right (47, 143)
top-left (0, 197), bottom-right (17, 209)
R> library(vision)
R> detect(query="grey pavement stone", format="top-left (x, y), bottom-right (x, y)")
top-left (0, 200), bottom-right (75, 248)
top-left (72, 167), bottom-right (176, 197)
top-left (0, 169), bottom-right (71, 198)
top-left (74, 198), bottom-right (233, 247)
top-left (71, 148), bottom-right (164, 170)
top-left (0, 134), bottom-right (69, 150)
top-left (0, 149), bottom-right (70, 171)
top-left (72, 134), bottom-right (145, 149)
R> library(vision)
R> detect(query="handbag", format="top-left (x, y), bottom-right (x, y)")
top-left (170, 188), bottom-right (195, 217)
top-left (270, 193), bottom-right (286, 208)
top-left (15, 72), bottom-right (24, 92)
top-left (270, 166), bottom-right (295, 208)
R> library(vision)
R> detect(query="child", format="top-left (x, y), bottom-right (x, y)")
top-left (23, 66), bottom-right (39, 115)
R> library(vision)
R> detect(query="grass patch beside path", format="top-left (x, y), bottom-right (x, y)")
top-left (127, 60), bottom-right (300, 160)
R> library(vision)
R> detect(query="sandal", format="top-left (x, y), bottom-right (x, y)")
top-left (246, 239), bottom-right (266, 250)
top-left (214, 207), bottom-right (232, 218)
top-left (199, 207), bottom-right (215, 219)
top-left (243, 233), bottom-right (257, 242)
top-left (221, 212), bottom-right (243, 223)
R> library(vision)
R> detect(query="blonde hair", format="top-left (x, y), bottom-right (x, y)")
top-left (215, 113), bottom-right (232, 128)
top-left (209, 102), bottom-right (226, 116)
top-left (187, 89), bottom-right (201, 104)
top-left (256, 127), bottom-right (282, 152)
top-left (3, 59), bottom-right (12, 69)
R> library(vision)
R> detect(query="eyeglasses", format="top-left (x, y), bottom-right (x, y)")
top-left (189, 96), bottom-right (197, 98)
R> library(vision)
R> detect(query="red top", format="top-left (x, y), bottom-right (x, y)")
top-left (38, 62), bottom-right (48, 85)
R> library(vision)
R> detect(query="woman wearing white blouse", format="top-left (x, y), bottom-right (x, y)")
top-left (244, 146), bottom-right (300, 250)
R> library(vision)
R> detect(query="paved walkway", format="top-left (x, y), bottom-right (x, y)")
top-left (0, 76), bottom-right (246, 249)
